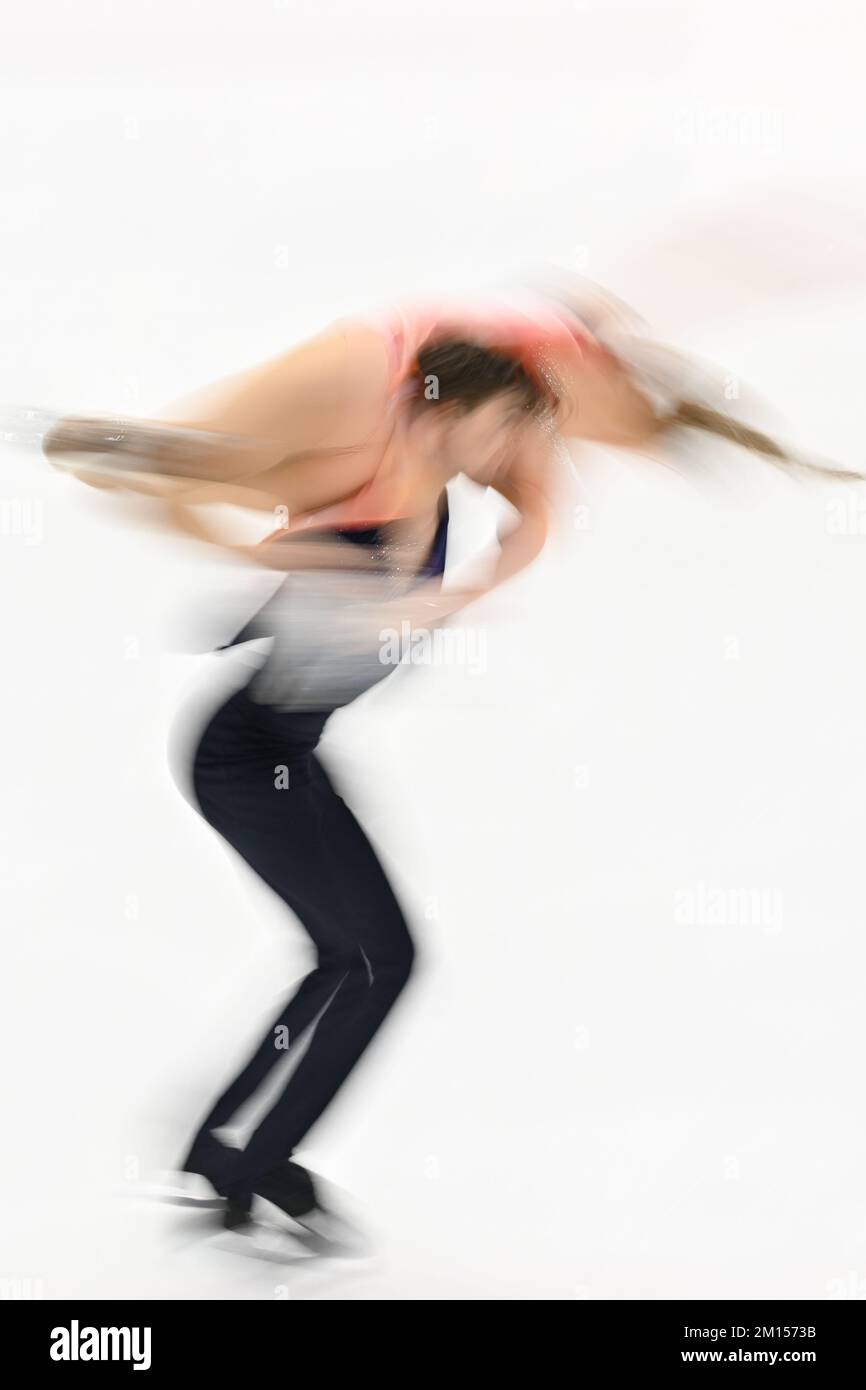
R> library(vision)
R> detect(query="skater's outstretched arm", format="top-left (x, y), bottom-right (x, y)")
top-left (42, 320), bottom-right (394, 512)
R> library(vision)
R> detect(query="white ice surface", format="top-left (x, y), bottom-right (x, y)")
top-left (1, 0), bottom-right (866, 1300)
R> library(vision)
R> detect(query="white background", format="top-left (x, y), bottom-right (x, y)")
top-left (2, 0), bottom-right (866, 1300)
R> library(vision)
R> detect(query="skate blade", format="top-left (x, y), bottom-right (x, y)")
top-left (211, 1220), bottom-right (321, 1265)
top-left (254, 1195), bottom-right (372, 1258)
top-left (115, 1170), bottom-right (226, 1209)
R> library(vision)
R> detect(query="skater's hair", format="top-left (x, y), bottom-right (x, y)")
top-left (407, 337), bottom-right (554, 419)
top-left (661, 397), bottom-right (866, 484)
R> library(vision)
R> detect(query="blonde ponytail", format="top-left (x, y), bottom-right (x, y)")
top-left (663, 398), bottom-right (865, 484)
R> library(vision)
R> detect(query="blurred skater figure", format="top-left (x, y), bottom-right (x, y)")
top-left (42, 317), bottom-right (568, 1240)
top-left (36, 276), bottom-right (859, 1239)
top-left (39, 273), bottom-right (858, 530)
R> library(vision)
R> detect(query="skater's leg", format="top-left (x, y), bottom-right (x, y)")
top-left (189, 949), bottom-right (345, 1134)
top-left (182, 685), bottom-right (419, 1201)
top-left (183, 761), bottom-right (374, 1187)
top-left (181, 943), bottom-right (350, 1189)
top-left (221, 757), bottom-right (418, 1195)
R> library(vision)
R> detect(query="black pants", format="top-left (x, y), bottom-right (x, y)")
top-left (187, 686), bottom-right (417, 1195)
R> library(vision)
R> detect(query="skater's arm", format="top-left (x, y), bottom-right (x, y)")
top-left (485, 425), bottom-right (555, 584)
top-left (44, 321), bottom-right (394, 521)
top-left (83, 476), bottom-right (390, 572)
top-left (376, 423), bottom-right (557, 627)
top-left (155, 319), bottom-right (390, 460)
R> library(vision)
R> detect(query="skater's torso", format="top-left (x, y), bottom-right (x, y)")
top-left (191, 493), bottom-right (450, 789)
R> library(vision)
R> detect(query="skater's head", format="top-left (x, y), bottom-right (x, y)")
top-left (403, 338), bottom-right (554, 485)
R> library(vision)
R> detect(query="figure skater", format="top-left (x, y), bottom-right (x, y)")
top-left (37, 277), bottom-right (858, 1239)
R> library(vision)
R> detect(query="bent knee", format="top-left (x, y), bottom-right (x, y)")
top-left (367, 937), bottom-right (417, 990)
